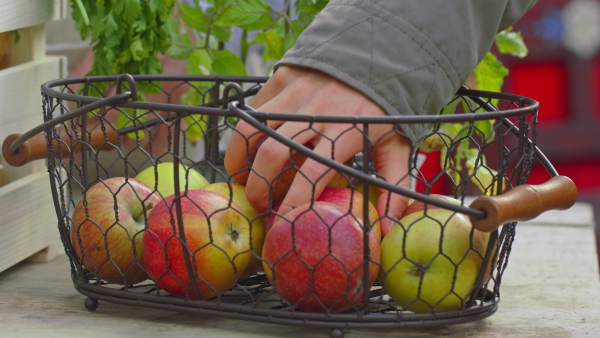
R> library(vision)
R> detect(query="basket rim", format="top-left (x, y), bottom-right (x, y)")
top-left (40, 73), bottom-right (539, 125)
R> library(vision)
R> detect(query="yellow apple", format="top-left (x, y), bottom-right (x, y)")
top-left (134, 162), bottom-right (209, 198)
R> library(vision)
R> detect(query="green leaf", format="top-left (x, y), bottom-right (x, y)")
top-left (255, 31), bottom-right (284, 61)
top-left (129, 39), bottom-right (145, 61)
top-left (495, 29), bottom-right (529, 58)
top-left (216, 0), bottom-right (271, 27)
top-left (103, 13), bottom-right (118, 37)
top-left (473, 52), bottom-right (508, 93)
top-left (168, 33), bottom-right (193, 60)
top-left (114, 0), bottom-right (142, 20)
top-left (211, 49), bottom-right (247, 76)
top-left (239, 13), bottom-right (272, 31)
top-left (180, 3), bottom-right (210, 32)
top-left (116, 108), bottom-right (147, 140)
top-left (182, 115), bottom-right (208, 145)
top-left (187, 49), bottom-right (213, 75)
top-left (474, 120), bottom-right (494, 142)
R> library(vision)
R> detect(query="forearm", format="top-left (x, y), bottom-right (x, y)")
top-left (276, 0), bottom-right (540, 143)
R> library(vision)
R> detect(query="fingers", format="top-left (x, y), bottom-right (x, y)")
top-left (224, 65), bottom-right (415, 234)
top-left (224, 68), bottom-right (307, 186)
top-left (372, 131), bottom-right (413, 236)
top-left (223, 119), bottom-right (267, 185)
top-left (277, 125), bottom-right (362, 218)
top-left (243, 121), bottom-right (316, 213)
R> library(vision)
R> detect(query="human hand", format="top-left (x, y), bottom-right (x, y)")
top-left (224, 66), bottom-right (413, 234)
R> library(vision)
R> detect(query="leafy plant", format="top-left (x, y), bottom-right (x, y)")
top-left (71, 0), bottom-right (327, 141)
top-left (419, 28), bottom-right (529, 194)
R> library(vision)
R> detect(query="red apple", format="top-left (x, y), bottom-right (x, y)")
top-left (143, 190), bottom-right (251, 299)
top-left (317, 187), bottom-right (381, 243)
top-left (262, 201), bottom-right (380, 313)
top-left (264, 185), bottom-right (374, 236)
top-left (202, 182), bottom-right (267, 279)
top-left (70, 177), bottom-right (161, 285)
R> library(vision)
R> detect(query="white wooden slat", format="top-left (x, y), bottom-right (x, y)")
top-left (0, 170), bottom-right (62, 272)
top-left (0, 56), bottom-right (66, 143)
top-left (0, 0), bottom-right (55, 32)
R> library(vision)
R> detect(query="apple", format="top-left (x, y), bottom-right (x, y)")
top-left (380, 208), bottom-right (487, 313)
top-left (143, 190), bottom-right (251, 299)
top-left (70, 177), bottom-right (162, 285)
top-left (202, 182), bottom-right (267, 279)
top-left (264, 185), bottom-right (376, 235)
top-left (402, 194), bottom-right (462, 218)
top-left (402, 194), bottom-right (497, 282)
top-left (317, 187), bottom-right (381, 243)
top-left (353, 180), bottom-right (380, 210)
top-left (134, 162), bottom-right (209, 198)
top-left (262, 201), bottom-right (380, 313)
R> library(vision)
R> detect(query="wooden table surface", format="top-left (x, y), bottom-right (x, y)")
top-left (0, 203), bottom-right (598, 337)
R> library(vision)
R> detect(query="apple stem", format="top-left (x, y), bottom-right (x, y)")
top-left (227, 224), bottom-right (240, 243)
top-left (410, 262), bottom-right (428, 277)
top-left (134, 202), bottom-right (154, 221)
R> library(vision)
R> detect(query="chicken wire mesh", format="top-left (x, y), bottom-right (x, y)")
top-left (22, 73), bottom-right (549, 331)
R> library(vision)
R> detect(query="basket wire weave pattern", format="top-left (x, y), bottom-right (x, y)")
top-left (35, 74), bottom-right (546, 330)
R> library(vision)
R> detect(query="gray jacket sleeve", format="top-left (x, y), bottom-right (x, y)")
top-left (275, 0), bottom-right (540, 144)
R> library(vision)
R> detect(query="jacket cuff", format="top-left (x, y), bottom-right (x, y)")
top-left (275, 0), bottom-right (538, 144)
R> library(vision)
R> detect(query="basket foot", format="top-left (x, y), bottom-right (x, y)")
top-left (329, 328), bottom-right (344, 338)
top-left (84, 297), bottom-right (99, 311)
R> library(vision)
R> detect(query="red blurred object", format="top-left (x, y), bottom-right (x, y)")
top-left (505, 62), bottom-right (569, 125)
top-left (415, 151), bottom-right (452, 195)
top-left (593, 59), bottom-right (600, 119)
top-left (528, 160), bottom-right (600, 194)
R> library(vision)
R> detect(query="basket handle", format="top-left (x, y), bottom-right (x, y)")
top-left (2, 127), bottom-right (119, 167)
top-left (469, 175), bottom-right (578, 232)
top-left (2, 91), bottom-right (131, 167)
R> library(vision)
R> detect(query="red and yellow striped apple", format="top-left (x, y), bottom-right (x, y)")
top-left (143, 190), bottom-right (251, 299)
top-left (70, 177), bottom-right (161, 285)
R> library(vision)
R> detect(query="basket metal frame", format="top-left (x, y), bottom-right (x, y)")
top-left (31, 73), bottom-right (549, 334)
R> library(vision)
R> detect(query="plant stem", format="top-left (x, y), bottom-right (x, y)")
top-left (74, 0), bottom-right (90, 26)
top-left (240, 29), bottom-right (249, 66)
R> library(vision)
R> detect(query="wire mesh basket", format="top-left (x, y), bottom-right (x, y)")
top-left (2, 74), bottom-right (577, 336)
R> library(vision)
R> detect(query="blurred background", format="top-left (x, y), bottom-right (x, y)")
top-left (5, 0), bottom-right (600, 252)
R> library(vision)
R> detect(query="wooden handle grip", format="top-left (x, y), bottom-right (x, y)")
top-left (468, 175), bottom-right (578, 232)
top-left (2, 128), bottom-right (119, 167)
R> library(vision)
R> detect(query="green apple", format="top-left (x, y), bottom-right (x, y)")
top-left (135, 162), bottom-right (209, 198)
top-left (380, 208), bottom-right (487, 313)
top-left (202, 182), bottom-right (267, 279)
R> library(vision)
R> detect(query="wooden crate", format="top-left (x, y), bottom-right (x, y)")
top-left (0, 0), bottom-right (67, 272)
